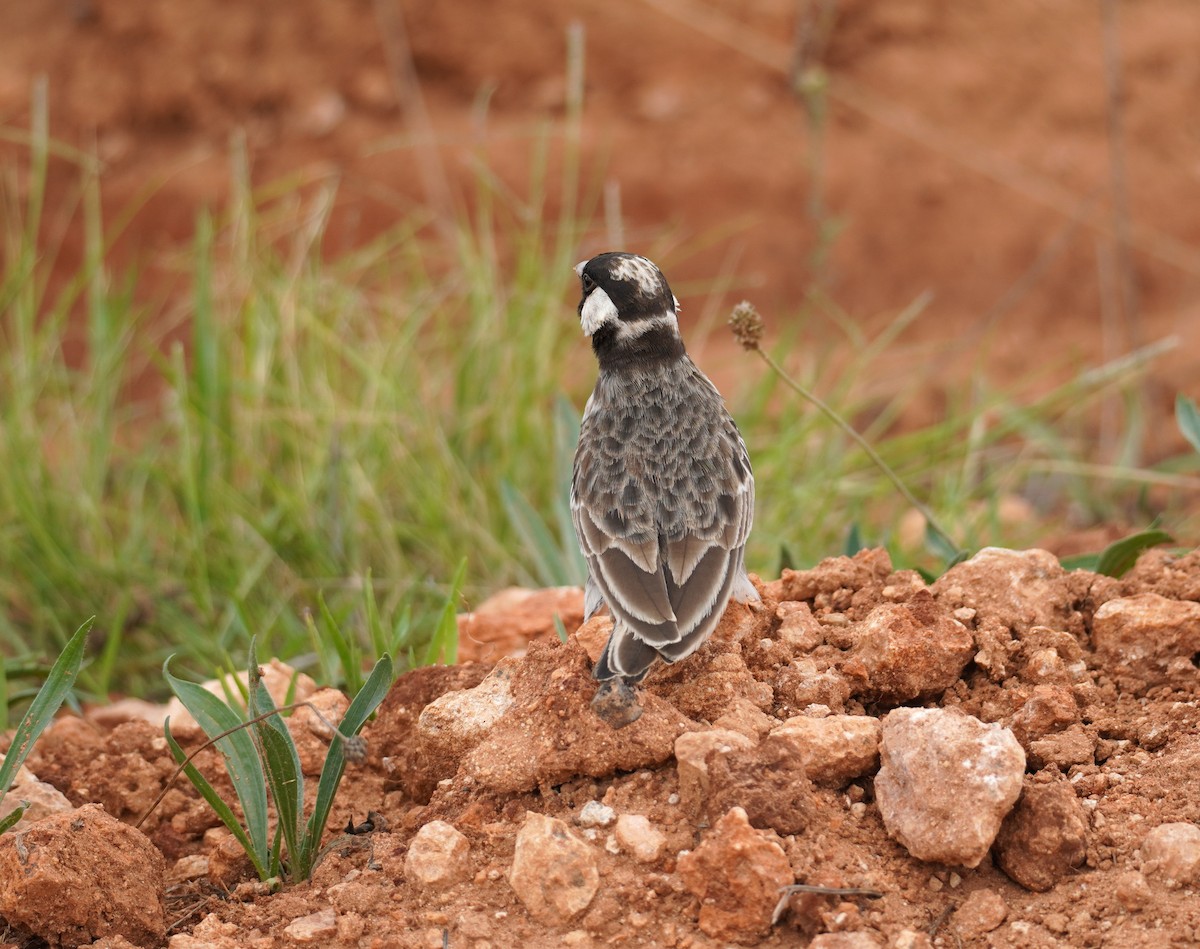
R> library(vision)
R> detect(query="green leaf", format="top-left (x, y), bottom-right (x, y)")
top-left (501, 480), bottom-right (574, 587)
top-left (303, 653), bottom-right (394, 873)
top-left (423, 559), bottom-right (465, 667)
top-left (553, 614), bottom-right (569, 644)
top-left (163, 720), bottom-right (270, 880)
top-left (843, 522), bottom-right (864, 556)
top-left (1094, 528), bottom-right (1173, 578)
top-left (1176, 394), bottom-right (1200, 455)
top-left (247, 639), bottom-right (304, 876)
top-left (163, 657), bottom-right (270, 864)
top-left (0, 618), bottom-right (90, 809)
top-left (0, 804), bottom-right (26, 835)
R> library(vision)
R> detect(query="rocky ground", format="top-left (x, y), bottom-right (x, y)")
top-left (3, 545), bottom-right (1200, 948)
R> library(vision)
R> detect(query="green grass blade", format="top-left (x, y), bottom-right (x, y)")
top-left (163, 721), bottom-right (269, 880)
top-left (247, 640), bottom-right (304, 877)
top-left (163, 658), bottom-right (270, 864)
top-left (423, 559), bottom-right (465, 666)
top-left (1176, 394), bottom-right (1200, 455)
top-left (303, 653), bottom-right (394, 872)
top-left (500, 479), bottom-right (573, 587)
top-left (0, 618), bottom-right (90, 804)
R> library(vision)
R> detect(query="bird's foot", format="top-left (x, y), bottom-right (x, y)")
top-left (591, 677), bottom-right (643, 729)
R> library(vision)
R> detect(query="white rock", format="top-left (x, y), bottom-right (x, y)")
top-left (405, 820), bottom-right (471, 889)
top-left (509, 812), bottom-right (599, 924)
top-left (577, 801), bottom-right (616, 827)
top-left (417, 660), bottom-right (516, 756)
top-left (613, 814), bottom-right (666, 863)
top-left (1140, 822), bottom-right (1200, 886)
top-left (1093, 594), bottom-right (1200, 681)
top-left (283, 908), bottom-right (337, 942)
top-left (875, 707), bottom-right (1025, 868)
top-left (0, 753), bottom-right (72, 829)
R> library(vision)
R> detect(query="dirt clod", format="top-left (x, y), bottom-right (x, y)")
top-left (677, 806), bottom-right (792, 944)
top-left (0, 803), bottom-right (166, 947)
top-left (993, 773), bottom-right (1089, 891)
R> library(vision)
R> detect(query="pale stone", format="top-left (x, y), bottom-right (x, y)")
top-left (405, 820), bottom-right (471, 889)
top-left (674, 728), bottom-right (754, 814)
top-left (0, 752), bottom-right (72, 828)
top-left (613, 814), bottom-right (666, 863)
top-left (508, 812), bottom-right (599, 925)
top-left (577, 801), bottom-right (615, 827)
top-left (1093, 594), bottom-right (1200, 683)
top-left (284, 908), bottom-right (337, 942)
top-left (770, 714), bottom-right (880, 787)
top-left (417, 660), bottom-right (516, 757)
top-left (875, 707), bottom-right (1025, 868)
top-left (951, 888), bottom-right (1008, 937)
top-left (1140, 822), bottom-right (1200, 886)
top-left (933, 547), bottom-right (1069, 634)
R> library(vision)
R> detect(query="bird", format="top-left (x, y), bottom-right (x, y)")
top-left (570, 252), bottom-right (756, 727)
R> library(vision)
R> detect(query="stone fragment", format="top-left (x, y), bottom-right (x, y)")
top-left (1010, 684), bottom-right (1078, 745)
top-left (508, 812), bottom-right (599, 925)
top-left (1113, 870), bottom-right (1153, 910)
top-left (847, 591), bottom-right (974, 702)
top-left (459, 642), bottom-right (692, 794)
top-left (1092, 594), bottom-right (1200, 684)
top-left (775, 660), bottom-right (852, 713)
top-left (776, 600), bottom-right (824, 652)
top-left (369, 661), bottom-right (491, 803)
top-left (875, 707), bottom-right (1025, 868)
top-left (809, 934), bottom-right (882, 948)
top-left (405, 820), bottom-right (471, 889)
top-left (284, 908), bottom-right (338, 942)
top-left (933, 547), bottom-right (1071, 635)
top-left (0, 753), bottom-right (72, 829)
top-left (418, 660), bottom-right (516, 758)
top-left (776, 548), bottom-right (894, 610)
top-left (952, 887), bottom-right (1008, 938)
top-left (1139, 822), bottom-right (1200, 886)
top-left (457, 585), bottom-right (585, 664)
top-left (770, 714), bottom-right (880, 787)
top-left (288, 687), bottom-right (350, 776)
top-left (674, 728), bottom-right (755, 815)
top-left (994, 775), bottom-right (1088, 891)
top-left (677, 807), bottom-right (792, 944)
top-left (706, 734), bottom-right (815, 835)
top-left (712, 697), bottom-right (777, 741)
top-left (613, 814), bottom-right (666, 863)
top-left (1026, 723), bottom-right (1095, 770)
top-left (0, 803), bottom-right (166, 947)
top-left (573, 614), bottom-right (612, 663)
top-left (577, 801), bottom-right (616, 827)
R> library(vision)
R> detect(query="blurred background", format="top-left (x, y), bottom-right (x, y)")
top-left (1, 0), bottom-right (1198, 694)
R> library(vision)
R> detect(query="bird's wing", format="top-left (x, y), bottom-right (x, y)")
top-left (572, 411), bottom-right (753, 658)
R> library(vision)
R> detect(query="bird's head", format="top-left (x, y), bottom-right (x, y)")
top-left (574, 252), bottom-right (681, 343)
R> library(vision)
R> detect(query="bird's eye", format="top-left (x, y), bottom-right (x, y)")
top-left (581, 273), bottom-right (596, 294)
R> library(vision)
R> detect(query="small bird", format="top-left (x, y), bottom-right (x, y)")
top-left (571, 252), bottom-right (756, 727)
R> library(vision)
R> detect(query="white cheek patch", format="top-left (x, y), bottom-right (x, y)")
top-left (580, 286), bottom-right (619, 336)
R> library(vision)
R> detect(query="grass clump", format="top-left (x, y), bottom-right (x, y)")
top-left (156, 637), bottom-right (392, 883)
